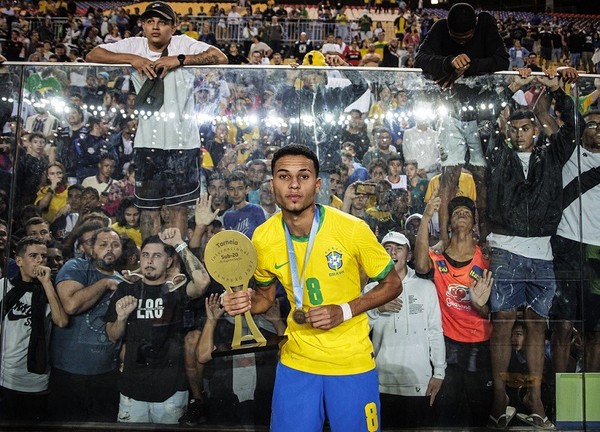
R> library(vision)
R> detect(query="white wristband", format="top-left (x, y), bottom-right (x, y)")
top-left (340, 303), bottom-right (352, 322)
top-left (175, 243), bottom-right (188, 253)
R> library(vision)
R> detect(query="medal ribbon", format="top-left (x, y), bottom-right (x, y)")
top-left (284, 205), bottom-right (320, 311)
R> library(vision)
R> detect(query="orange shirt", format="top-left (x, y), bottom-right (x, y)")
top-left (429, 246), bottom-right (492, 343)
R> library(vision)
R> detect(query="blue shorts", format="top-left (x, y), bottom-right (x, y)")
top-left (271, 363), bottom-right (380, 432)
top-left (489, 248), bottom-right (556, 318)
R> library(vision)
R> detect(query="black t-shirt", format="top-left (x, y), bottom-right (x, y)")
top-left (226, 53), bottom-right (250, 65)
top-left (582, 34), bottom-right (594, 52)
top-left (539, 31), bottom-right (553, 48)
top-left (105, 281), bottom-right (188, 402)
top-left (2, 39), bottom-right (23, 61)
top-left (293, 41), bottom-right (313, 63)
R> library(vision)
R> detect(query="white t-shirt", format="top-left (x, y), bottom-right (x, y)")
top-left (98, 35), bottom-right (211, 151)
top-left (557, 146), bottom-right (600, 245)
top-left (517, 152), bottom-right (531, 178)
top-left (487, 232), bottom-right (553, 261)
top-left (82, 175), bottom-right (113, 194)
top-left (386, 175), bottom-right (407, 190)
top-left (249, 41), bottom-right (271, 55)
top-left (0, 280), bottom-right (52, 392)
top-left (321, 43), bottom-right (342, 54)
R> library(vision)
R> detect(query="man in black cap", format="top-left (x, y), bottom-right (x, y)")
top-left (414, 3), bottom-right (509, 251)
top-left (87, 2), bottom-right (227, 240)
top-left (415, 3), bottom-right (508, 88)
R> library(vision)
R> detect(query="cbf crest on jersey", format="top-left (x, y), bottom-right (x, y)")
top-left (326, 251), bottom-right (343, 271)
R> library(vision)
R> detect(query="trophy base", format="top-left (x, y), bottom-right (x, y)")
top-left (212, 335), bottom-right (285, 357)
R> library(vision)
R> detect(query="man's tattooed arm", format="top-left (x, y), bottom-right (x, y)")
top-left (179, 246), bottom-right (211, 298)
top-left (185, 47), bottom-right (228, 66)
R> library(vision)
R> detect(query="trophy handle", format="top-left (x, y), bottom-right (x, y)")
top-left (229, 285), bottom-right (268, 348)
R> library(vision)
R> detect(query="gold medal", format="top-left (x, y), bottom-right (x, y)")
top-left (292, 309), bottom-right (306, 325)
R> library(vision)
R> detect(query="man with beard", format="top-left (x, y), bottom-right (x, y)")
top-left (105, 228), bottom-right (211, 424)
top-left (48, 228), bottom-right (123, 422)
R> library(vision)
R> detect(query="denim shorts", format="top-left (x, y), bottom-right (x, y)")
top-left (489, 248), bottom-right (556, 318)
top-left (117, 390), bottom-right (188, 424)
top-left (437, 117), bottom-right (485, 168)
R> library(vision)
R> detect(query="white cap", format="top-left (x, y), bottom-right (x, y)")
top-left (381, 232), bottom-right (411, 250)
top-left (405, 213), bottom-right (423, 226)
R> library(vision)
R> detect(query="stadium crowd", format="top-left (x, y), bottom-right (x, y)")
top-left (1, 0), bottom-right (600, 69)
top-left (0, 0), bottom-right (599, 430)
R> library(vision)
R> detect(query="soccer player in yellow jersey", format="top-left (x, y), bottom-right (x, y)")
top-left (223, 145), bottom-right (402, 431)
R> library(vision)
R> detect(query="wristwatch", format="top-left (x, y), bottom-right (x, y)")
top-left (177, 54), bottom-right (186, 67)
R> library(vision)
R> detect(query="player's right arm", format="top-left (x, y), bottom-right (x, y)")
top-left (222, 283), bottom-right (276, 316)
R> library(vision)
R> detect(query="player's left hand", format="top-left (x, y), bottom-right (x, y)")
top-left (306, 305), bottom-right (344, 330)
top-left (151, 55), bottom-right (181, 79)
top-left (426, 377), bottom-right (444, 406)
top-left (159, 227), bottom-right (184, 247)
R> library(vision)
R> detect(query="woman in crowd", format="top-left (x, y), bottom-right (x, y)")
top-left (111, 197), bottom-right (141, 247)
top-left (35, 162), bottom-right (69, 223)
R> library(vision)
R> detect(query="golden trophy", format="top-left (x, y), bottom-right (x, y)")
top-left (204, 230), bottom-right (281, 356)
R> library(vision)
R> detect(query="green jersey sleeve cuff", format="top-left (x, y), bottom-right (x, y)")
top-left (255, 278), bottom-right (276, 287)
top-left (371, 260), bottom-right (395, 282)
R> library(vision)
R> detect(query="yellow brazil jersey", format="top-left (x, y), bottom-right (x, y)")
top-left (252, 205), bottom-right (394, 375)
top-left (111, 222), bottom-right (142, 247)
top-left (35, 186), bottom-right (68, 223)
top-left (424, 171), bottom-right (477, 202)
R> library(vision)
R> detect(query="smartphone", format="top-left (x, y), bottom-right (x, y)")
top-left (355, 182), bottom-right (377, 195)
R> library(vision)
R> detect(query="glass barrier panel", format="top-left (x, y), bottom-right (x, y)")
top-left (0, 63), bottom-right (597, 430)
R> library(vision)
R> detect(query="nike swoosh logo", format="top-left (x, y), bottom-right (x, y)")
top-left (7, 310), bottom-right (30, 321)
top-left (275, 262), bottom-right (289, 270)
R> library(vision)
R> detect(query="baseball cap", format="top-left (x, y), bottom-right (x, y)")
top-left (96, 71), bottom-right (110, 81)
top-left (141, 1), bottom-right (177, 23)
top-left (448, 196), bottom-right (476, 220)
top-left (405, 213), bottom-right (422, 226)
top-left (381, 232), bottom-right (411, 250)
